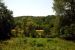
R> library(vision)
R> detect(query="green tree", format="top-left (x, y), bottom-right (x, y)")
top-left (0, 0), bottom-right (14, 40)
top-left (22, 16), bottom-right (37, 37)
top-left (53, 0), bottom-right (75, 24)
top-left (53, 0), bottom-right (75, 39)
top-left (53, 0), bottom-right (65, 15)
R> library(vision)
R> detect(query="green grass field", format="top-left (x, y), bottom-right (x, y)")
top-left (0, 37), bottom-right (75, 50)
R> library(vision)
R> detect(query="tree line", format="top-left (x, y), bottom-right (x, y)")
top-left (0, 0), bottom-right (75, 40)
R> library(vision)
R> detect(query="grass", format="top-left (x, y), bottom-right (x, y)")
top-left (0, 37), bottom-right (75, 50)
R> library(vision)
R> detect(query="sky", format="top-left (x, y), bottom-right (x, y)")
top-left (4, 0), bottom-right (55, 17)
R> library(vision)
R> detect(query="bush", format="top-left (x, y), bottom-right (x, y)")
top-left (60, 24), bottom-right (75, 40)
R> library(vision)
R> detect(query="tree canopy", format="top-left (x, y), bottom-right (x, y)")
top-left (0, 0), bottom-right (14, 40)
top-left (53, 0), bottom-right (75, 39)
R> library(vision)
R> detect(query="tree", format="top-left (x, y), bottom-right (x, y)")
top-left (53, 0), bottom-right (75, 39)
top-left (53, 0), bottom-right (75, 23)
top-left (0, 0), bottom-right (14, 40)
top-left (22, 16), bottom-right (36, 37)
top-left (53, 0), bottom-right (65, 15)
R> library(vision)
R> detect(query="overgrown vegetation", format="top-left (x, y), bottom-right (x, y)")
top-left (0, 37), bottom-right (75, 50)
top-left (13, 15), bottom-right (59, 38)
top-left (0, 0), bottom-right (75, 50)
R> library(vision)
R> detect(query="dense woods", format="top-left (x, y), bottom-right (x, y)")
top-left (0, 0), bottom-right (75, 40)
top-left (13, 15), bottom-right (59, 38)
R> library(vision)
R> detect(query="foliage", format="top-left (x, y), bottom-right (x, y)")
top-left (53, 0), bottom-right (75, 40)
top-left (0, 0), bottom-right (14, 40)
top-left (0, 37), bottom-right (75, 50)
top-left (14, 15), bottom-right (58, 38)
